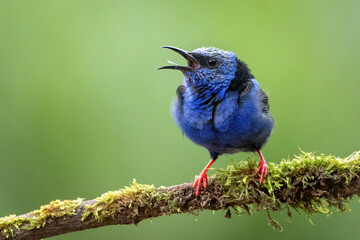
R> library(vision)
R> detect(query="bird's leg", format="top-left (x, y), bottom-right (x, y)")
top-left (256, 149), bottom-right (268, 183)
top-left (193, 158), bottom-right (215, 196)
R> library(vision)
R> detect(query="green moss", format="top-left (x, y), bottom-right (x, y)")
top-left (0, 198), bottom-right (82, 238)
top-left (82, 179), bottom-right (168, 222)
top-left (0, 215), bottom-right (28, 238)
top-left (29, 198), bottom-right (83, 228)
top-left (213, 151), bottom-right (360, 229)
top-left (1, 151), bottom-right (359, 236)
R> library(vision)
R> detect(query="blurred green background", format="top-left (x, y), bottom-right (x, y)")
top-left (1, 0), bottom-right (359, 239)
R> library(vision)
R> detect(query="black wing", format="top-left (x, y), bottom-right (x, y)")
top-left (259, 89), bottom-right (270, 113)
top-left (176, 84), bottom-right (185, 113)
top-left (228, 58), bottom-right (254, 95)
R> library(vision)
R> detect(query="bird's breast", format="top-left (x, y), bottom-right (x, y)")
top-left (172, 79), bottom-right (274, 154)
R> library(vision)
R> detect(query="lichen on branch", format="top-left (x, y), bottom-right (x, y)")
top-left (1, 151), bottom-right (360, 240)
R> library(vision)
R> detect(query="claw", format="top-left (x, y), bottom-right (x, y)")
top-left (193, 178), bottom-right (199, 188)
top-left (256, 150), bottom-right (268, 183)
top-left (256, 161), bottom-right (268, 183)
top-left (203, 177), bottom-right (207, 189)
top-left (193, 158), bottom-right (215, 196)
top-left (194, 171), bottom-right (208, 196)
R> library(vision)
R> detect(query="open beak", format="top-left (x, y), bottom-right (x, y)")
top-left (157, 46), bottom-right (200, 72)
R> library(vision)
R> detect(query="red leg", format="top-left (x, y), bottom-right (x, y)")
top-left (193, 159), bottom-right (215, 196)
top-left (256, 149), bottom-right (268, 183)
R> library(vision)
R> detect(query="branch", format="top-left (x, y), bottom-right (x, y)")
top-left (1, 151), bottom-right (360, 239)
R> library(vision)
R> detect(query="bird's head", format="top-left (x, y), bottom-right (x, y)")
top-left (158, 46), bottom-right (251, 92)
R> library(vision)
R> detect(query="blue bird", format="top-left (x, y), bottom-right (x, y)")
top-left (158, 46), bottom-right (274, 195)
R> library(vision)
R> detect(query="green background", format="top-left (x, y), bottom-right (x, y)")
top-left (1, 0), bottom-right (359, 239)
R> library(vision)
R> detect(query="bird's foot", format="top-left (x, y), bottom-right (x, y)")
top-left (193, 158), bottom-right (215, 196)
top-left (256, 160), bottom-right (268, 183)
top-left (193, 171), bottom-right (208, 196)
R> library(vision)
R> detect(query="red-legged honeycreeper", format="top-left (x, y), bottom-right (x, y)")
top-left (158, 46), bottom-right (274, 196)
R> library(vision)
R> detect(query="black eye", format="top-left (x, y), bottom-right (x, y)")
top-left (208, 58), bottom-right (217, 68)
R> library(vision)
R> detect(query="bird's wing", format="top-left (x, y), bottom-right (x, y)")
top-left (171, 84), bottom-right (185, 129)
top-left (258, 89), bottom-right (270, 113)
top-left (213, 91), bottom-right (239, 132)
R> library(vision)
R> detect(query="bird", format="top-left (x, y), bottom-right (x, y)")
top-left (158, 46), bottom-right (274, 196)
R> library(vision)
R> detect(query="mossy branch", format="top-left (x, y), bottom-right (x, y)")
top-left (1, 151), bottom-right (360, 239)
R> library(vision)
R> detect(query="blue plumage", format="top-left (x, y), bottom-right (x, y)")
top-left (159, 46), bottom-right (274, 195)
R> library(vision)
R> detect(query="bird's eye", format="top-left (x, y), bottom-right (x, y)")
top-left (208, 59), bottom-right (217, 68)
